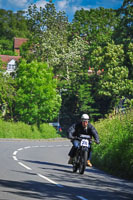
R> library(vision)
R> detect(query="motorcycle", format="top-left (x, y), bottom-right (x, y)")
top-left (72, 134), bottom-right (91, 174)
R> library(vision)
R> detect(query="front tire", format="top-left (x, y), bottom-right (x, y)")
top-left (79, 150), bottom-right (88, 174)
top-left (73, 163), bottom-right (78, 173)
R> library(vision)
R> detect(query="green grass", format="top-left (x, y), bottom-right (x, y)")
top-left (0, 120), bottom-right (61, 139)
top-left (92, 109), bottom-right (133, 180)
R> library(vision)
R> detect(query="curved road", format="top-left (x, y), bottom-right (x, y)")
top-left (0, 139), bottom-right (133, 200)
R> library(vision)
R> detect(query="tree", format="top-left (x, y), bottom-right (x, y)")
top-left (0, 9), bottom-right (30, 40)
top-left (25, 0), bottom-right (69, 67)
top-left (71, 7), bottom-right (119, 46)
top-left (0, 72), bottom-right (16, 119)
top-left (89, 42), bottom-right (133, 112)
top-left (114, 0), bottom-right (133, 44)
top-left (15, 60), bottom-right (61, 128)
top-left (57, 36), bottom-right (99, 124)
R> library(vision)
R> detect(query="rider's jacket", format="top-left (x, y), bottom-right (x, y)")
top-left (67, 122), bottom-right (100, 144)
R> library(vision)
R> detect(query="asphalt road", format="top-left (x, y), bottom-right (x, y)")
top-left (0, 138), bottom-right (133, 200)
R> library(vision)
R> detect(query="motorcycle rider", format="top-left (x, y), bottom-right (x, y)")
top-left (67, 114), bottom-right (100, 167)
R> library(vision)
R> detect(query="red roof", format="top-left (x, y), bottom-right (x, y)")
top-left (14, 37), bottom-right (28, 49)
top-left (0, 55), bottom-right (21, 63)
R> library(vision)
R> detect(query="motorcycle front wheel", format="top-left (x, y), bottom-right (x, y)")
top-left (72, 157), bottom-right (78, 173)
top-left (79, 150), bottom-right (88, 174)
top-left (73, 163), bottom-right (78, 173)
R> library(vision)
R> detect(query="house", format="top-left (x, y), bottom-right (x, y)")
top-left (0, 37), bottom-right (28, 74)
top-left (14, 37), bottom-right (28, 55)
top-left (0, 55), bottom-right (21, 74)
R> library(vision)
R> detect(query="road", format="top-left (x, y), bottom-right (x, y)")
top-left (0, 138), bottom-right (133, 200)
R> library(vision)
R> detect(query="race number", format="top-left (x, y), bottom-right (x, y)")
top-left (80, 139), bottom-right (89, 147)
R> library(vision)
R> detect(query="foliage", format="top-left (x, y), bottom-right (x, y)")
top-left (0, 39), bottom-right (15, 55)
top-left (71, 7), bottom-right (119, 46)
top-left (114, 0), bottom-right (133, 79)
top-left (89, 42), bottom-right (133, 110)
top-left (92, 109), bottom-right (133, 180)
top-left (15, 60), bottom-right (61, 127)
top-left (0, 119), bottom-right (61, 139)
top-left (0, 9), bottom-right (30, 39)
top-left (114, 0), bottom-right (133, 44)
top-left (25, 1), bottom-right (69, 66)
top-left (0, 72), bottom-right (16, 119)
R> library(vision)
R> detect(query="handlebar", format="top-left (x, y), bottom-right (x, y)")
top-left (71, 135), bottom-right (98, 144)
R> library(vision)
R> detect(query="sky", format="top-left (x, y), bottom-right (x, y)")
top-left (0, 0), bottom-right (124, 22)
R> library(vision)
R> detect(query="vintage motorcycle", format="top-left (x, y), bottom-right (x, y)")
top-left (72, 134), bottom-right (91, 174)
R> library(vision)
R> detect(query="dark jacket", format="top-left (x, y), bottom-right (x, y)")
top-left (67, 121), bottom-right (100, 144)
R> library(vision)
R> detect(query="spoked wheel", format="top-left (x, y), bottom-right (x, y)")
top-left (79, 151), bottom-right (88, 174)
top-left (72, 157), bottom-right (78, 173)
top-left (73, 163), bottom-right (78, 173)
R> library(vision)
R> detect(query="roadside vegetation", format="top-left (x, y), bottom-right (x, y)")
top-left (92, 109), bottom-right (133, 180)
top-left (0, 120), bottom-right (61, 139)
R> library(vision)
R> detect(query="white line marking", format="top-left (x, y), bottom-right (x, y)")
top-left (37, 173), bottom-right (63, 188)
top-left (64, 144), bottom-right (69, 147)
top-left (32, 146), bottom-right (39, 148)
top-left (13, 156), bottom-right (18, 161)
top-left (77, 196), bottom-right (88, 200)
top-left (18, 162), bottom-right (32, 170)
top-left (56, 145), bottom-right (62, 147)
top-left (18, 148), bottom-right (23, 151)
top-left (40, 145), bottom-right (46, 147)
top-left (13, 151), bottom-right (18, 155)
top-left (24, 146), bottom-right (31, 149)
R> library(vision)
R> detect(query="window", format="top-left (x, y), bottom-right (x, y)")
top-left (7, 64), bottom-right (16, 71)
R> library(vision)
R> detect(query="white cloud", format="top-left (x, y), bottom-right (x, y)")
top-left (56, 0), bottom-right (69, 10)
top-left (35, 0), bottom-right (48, 9)
top-left (8, 0), bottom-right (29, 8)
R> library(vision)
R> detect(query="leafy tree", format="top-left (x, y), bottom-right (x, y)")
top-left (89, 42), bottom-right (133, 111)
top-left (71, 7), bottom-right (120, 46)
top-left (113, 0), bottom-right (133, 79)
top-left (0, 72), bottom-right (16, 119)
top-left (57, 36), bottom-right (100, 124)
top-left (25, 0), bottom-right (69, 66)
top-left (15, 60), bottom-right (61, 128)
top-left (114, 0), bottom-right (133, 44)
top-left (0, 9), bottom-right (30, 40)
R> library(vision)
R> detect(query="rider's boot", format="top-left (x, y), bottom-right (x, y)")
top-left (87, 160), bottom-right (92, 167)
top-left (68, 157), bottom-right (73, 164)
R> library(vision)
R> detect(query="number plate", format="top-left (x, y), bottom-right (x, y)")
top-left (80, 139), bottom-right (89, 147)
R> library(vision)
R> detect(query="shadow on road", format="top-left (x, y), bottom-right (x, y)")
top-left (0, 177), bottom-right (132, 200)
top-left (0, 159), bottom-right (132, 200)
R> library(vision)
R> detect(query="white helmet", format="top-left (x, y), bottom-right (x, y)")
top-left (81, 114), bottom-right (89, 121)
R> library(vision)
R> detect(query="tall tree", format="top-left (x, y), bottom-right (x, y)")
top-left (0, 72), bottom-right (16, 119)
top-left (71, 7), bottom-right (120, 46)
top-left (0, 9), bottom-right (30, 39)
top-left (25, 0), bottom-right (69, 68)
top-left (114, 0), bottom-right (133, 44)
top-left (89, 42), bottom-right (133, 112)
top-left (15, 60), bottom-right (61, 127)
top-left (113, 0), bottom-right (133, 79)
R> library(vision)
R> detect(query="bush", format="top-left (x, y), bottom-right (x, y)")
top-left (0, 119), bottom-right (61, 139)
top-left (92, 109), bottom-right (133, 180)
